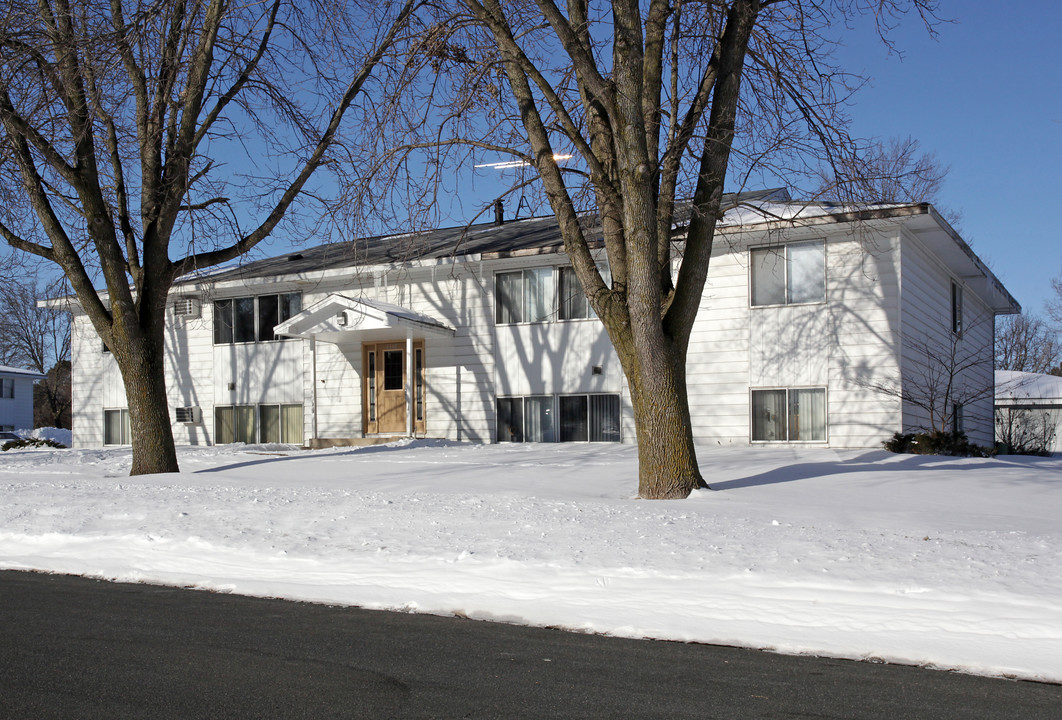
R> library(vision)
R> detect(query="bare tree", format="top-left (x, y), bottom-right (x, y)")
top-left (0, 272), bottom-right (72, 428)
top-left (0, 0), bottom-right (417, 474)
top-left (0, 274), bottom-right (70, 372)
top-left (862, 319), bottom-right (994, 435)
top-left (996, 312), bottom-right (1062, 375)
top-left (815, 135), bottom-right (960, 228)
top-left (371, 0), bottom-right (940, 497)
top-left (1049, 272), bottom-right (1062, 331)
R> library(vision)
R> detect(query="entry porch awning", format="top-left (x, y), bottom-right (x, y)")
top-left (274, 294), bottom-right (455, 344)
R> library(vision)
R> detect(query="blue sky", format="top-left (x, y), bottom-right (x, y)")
top-left (831, 2), bottom-right (1061, 315)
top-left (435, 4), bottom-right (1060, 316)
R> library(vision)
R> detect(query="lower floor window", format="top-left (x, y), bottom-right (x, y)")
top-left (498, 394), bottom-right (620, 443)
top-left (104, 408), bottom-right (131, 445)
top-left (260, 404), bottom-right (304, 444)
top-left (751, 388), bottom-right (826, 442)
top-left (216, 404), bottom-right (303, 445)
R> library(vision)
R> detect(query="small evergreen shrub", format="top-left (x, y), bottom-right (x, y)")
top-left (883, 430), bottom-right (991, 458)
top-left (2, 437), bottom-right (67, 451)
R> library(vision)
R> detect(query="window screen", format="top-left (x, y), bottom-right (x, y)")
top-left (589, 395), bottom-right (621, 442)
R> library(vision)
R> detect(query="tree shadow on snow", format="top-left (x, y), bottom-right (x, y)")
top-left (707, 451), bottom-right (1014, 491)
top-left (193, 439), bottom-right (466, 474)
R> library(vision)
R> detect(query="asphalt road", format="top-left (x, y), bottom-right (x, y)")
top-left (0, 570), bottom-right (1058, 719)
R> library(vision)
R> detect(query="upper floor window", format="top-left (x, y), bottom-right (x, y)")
top-left (0, 378), bottom-right (13, 399)
top-left (214, 292), bottom-right (301, 344)
top-left (751, 241), bottom-right (826, 307)
top-left (496, 266), bottom-right (598, 325)
top-left (951, 282), bottom-right (964, 336)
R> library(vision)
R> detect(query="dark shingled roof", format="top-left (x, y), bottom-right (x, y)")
top-left (179, 188), bottom-right (791, 286)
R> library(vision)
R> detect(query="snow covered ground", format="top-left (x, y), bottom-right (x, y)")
top-left (1, 440), bottom-right (1059, 683)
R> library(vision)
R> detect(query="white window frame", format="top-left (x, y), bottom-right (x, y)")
top-left (213, 292), bottom-right (301, 345)
top-left (103, 408), bottom-right (131, 445)
top-left (750, 387), bottom-right (828, 443)
top-left (750, 240), bottom-right (827, 307)
top-left (497, 393), bottom-right (621, 443)
top-left (0, 378), bottom-right (13, 399)
top-left (495, 265), bottom-right (601, 325)
top-left (215, 403), bottom-right (304, 445)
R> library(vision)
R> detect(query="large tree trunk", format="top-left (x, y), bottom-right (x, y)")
top-left (113, 332), bottom-right (179, 476)
top-left (620, 330), bottom-right (707, 499)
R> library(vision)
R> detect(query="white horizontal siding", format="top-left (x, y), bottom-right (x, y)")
top-left (899, 230), bottom-right (995, 444)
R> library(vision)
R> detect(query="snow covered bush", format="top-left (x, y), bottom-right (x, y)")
top-left (2, 437), bottom-right (67, 451)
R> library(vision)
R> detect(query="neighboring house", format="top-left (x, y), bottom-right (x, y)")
top-left (0, 365), bottom-right (46, 432)
top-left (67, 189), bottom-right (1019, 449)
top-left (995, 370), bottom-right (1062, 454)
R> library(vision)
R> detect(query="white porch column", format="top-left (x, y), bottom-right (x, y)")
top-left (310, 336), bottom-right (318, 442)
top-left (405, 330), bottom-right (413, 437)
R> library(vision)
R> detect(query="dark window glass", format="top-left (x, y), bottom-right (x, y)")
top-left (368, 352), bottom-right (376, 421)
top-left (214, 299), bottom-right (234, 344)
top-left (559, 395), bottom-right (588, 442)
top-left (383, 350), bottom-right (403, 391)
top-left (415, 348), bottom-right (424, 421)
top-left (258, 295), bottom-right (279, 341)
top-left (234, 297), bottom-right (255, 343)
top-left (280, 292), bottom-right (301, 322)
top-left (497, 397), bottom-right (523, 442)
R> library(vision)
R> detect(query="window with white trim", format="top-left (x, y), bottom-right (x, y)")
top-left (495, 266), bottom-right (601, 324)
top-left (0, 378), bottom-right (13, 399)
top-left (751, 388), bottom-right (826, 442)
top-left (498, 394), bottom-right (620, 443)
top-left (951, 282), bottom-right (964, 336)
top-left (214, 292), bottom-right (301, 344)
top-left (215, 403), bottom-right (303, 445)
top-left (104, 408), bottom-right (131, 445)
top-left (751, 241), bottom-right (826, 306)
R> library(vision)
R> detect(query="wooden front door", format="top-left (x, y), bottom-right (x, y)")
top-left (363, 341), bottom-right (426, 435)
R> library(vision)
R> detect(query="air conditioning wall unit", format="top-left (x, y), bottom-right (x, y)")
top-left (175, 406), bottom-right (201, 424)
top-left (173, 297), bottom-right (201, 319)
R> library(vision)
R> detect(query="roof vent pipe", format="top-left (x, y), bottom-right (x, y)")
top-left (494, 199), bottom-right (504, 226)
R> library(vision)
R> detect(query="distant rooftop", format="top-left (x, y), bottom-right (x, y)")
top-left (0, 365), bottom-right (47, 379)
